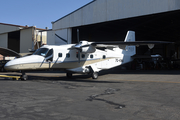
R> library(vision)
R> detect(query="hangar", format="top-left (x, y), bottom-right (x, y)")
top-left (0, 23), bottom-right (47, 54)
top-left (48, 0), bottom-right (180, 68)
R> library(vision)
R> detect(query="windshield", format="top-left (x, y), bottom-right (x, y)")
top-left (33, 48), bottom-right (49, 57)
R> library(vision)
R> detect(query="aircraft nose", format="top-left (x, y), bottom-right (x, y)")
top-left (4, 60), bottom-right (16, 71)
top-left (4, 55), bottom-right (45, 71)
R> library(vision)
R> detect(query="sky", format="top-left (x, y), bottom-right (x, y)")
top-left (0, 0), bottom-right (93, 29)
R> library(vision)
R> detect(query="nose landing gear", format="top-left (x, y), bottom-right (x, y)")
top-left (20, 71), bottom-right (28, 81)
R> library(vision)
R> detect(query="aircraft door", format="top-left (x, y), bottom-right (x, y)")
top-left (44, 49), bottom-right (53, 69)
top-left (100, 54), bottom-right (109, 69)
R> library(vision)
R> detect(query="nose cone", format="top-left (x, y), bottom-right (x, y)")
top-left (4, 60), bottom-right (16, 71)
top-left (4, 55), bottom-right (44, 71)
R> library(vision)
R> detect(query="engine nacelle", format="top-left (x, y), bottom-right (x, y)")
top-left (81, 45), bottom-right (96, 53)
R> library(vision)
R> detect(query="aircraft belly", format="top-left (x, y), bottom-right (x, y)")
top-left (7, 63), bottom-right (50, 71)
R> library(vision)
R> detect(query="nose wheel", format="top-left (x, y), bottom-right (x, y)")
top-left (21, 75), bottom-right (28, 81)
top-left (20, 72), bottom-right (28, 81)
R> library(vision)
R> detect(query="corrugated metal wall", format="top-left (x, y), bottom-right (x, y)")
top-left (20, 28), bottom-right (33, 53)
top-left (53, 0), bottom-right (180, 30)
top-left (0, 33), bottom-right (8, 48)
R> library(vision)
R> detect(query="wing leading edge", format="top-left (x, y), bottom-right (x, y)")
top-left (71, 31), bottom-right (174, 50)
top-left (91, 41), bottom-right (173, 46)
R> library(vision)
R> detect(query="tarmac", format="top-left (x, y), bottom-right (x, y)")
top-left (0, 69), bottom-right (180, 120)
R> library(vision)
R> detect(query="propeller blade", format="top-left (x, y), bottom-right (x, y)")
top-left (77, 29), bottom-right (80, 64)
top-left (74, 29), bottom-right (81, 63)
top-left (77, 29), bottom-right (79, 43)
top-left (78, 50), bottom-right (81, 63)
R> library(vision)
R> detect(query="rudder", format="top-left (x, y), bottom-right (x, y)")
top-left (124, 31), bottom-right (136, 56)
top-left (124, 31), bottom-right (135, 42)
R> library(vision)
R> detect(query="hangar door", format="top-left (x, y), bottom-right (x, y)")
top-left (8, 31), bottom-right (20, 53)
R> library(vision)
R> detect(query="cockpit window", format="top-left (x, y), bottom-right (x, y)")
top-left (46, 49), bottom-right (53, 61)
top-left (46, 49), bottom-right (53, 58)
top-left (33, 48), bottom-right (49, 56)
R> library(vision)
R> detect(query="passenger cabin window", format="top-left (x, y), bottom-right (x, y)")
top-left (90, 54), bottom-right (93, 59)
top-left (66, 53), bottom-right (70, 58)
top-left (82, 54), bottom-right (85, 58)
top-left (103, 55), bottom-right (106, 59)
top-left (59, 53), bottom-right (62, 57)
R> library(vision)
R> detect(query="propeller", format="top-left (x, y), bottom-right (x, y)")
top-left (77, 29), bottom-right (81, 64)
top-left (71, 29), bottom-right (93, 64)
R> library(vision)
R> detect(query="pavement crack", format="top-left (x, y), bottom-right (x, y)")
top-left (55, 82), bottom-right (94, 89)
top-left (34, 80), bottom-right (93, 89)
top-left (86, 88), bottom-right (125, 109)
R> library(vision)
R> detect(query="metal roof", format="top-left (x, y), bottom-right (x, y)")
top-left (52, 0), bottom-right (180, 30)
top-left (52, 0), bottom-right (96, 24)
top-left (0, 23), bottom-right (46, 31)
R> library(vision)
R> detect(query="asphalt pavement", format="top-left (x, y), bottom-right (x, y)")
top-left (0, 70), bottom-right (180, 120)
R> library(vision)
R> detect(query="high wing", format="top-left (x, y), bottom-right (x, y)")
top-left (71, 41), bottom-right (173, 51)
top-left (91, 41), bottom-right (173, 46)
top-left (91, 41), bottom-right (173, 49)
top-left (71, 31), bottom-right (174, 52)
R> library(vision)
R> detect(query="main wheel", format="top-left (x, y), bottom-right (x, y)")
top-left (66, 73), bottom-right (72, 78)
top-left (92, 72), bottom-right (98, 79)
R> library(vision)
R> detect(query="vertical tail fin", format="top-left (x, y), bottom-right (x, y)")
top-left (124, 31), bottom-right (136, 56)
top-left (121, 31), bottom-right (136, 64)
top-left (124, 31), bottom-right (135, 42)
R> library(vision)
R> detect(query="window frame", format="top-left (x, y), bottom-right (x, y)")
top-left (58, 53), bottom-right (63, 57)
top-left (90, 54), bottom-right (93, 59)
top-left (66, 53), bottom-right (70, 58)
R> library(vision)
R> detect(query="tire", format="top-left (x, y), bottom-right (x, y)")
top-left (92, 72), bottom-right (98, 79)
top-left (21, 75), bottom-right (28, 81)
top-left (66, 73), bottom-right (72, 78)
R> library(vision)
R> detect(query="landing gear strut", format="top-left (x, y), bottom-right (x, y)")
top-left (66, 72), bottom-right (72, 78)
top-left (87, 66), bottom-right (98, 79)
top-left (20, 71), bottom-right (28, 81)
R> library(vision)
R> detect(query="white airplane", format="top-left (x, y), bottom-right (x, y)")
top-left (4, 31), bottom-right (172, 80)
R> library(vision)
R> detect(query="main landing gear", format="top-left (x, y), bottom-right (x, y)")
top-left (66, 72), bottom-right (98, 79)
top-left (91, 72), bottom-right (98, 79)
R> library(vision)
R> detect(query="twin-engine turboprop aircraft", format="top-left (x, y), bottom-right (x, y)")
top-left (4, 31), bottom-right (172, 80)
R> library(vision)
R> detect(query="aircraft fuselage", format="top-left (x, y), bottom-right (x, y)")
top-left (5, 44), bottom-right (130, 73)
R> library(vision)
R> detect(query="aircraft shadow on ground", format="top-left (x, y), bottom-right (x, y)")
top-left (0, 72), bottom-right (121, 83)
top-left (0, 68), bottom-right (179, 82)
top-left (27, 75), bottom-right (122, 83)
top-left (99, 68), bottom-right (180, 75)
